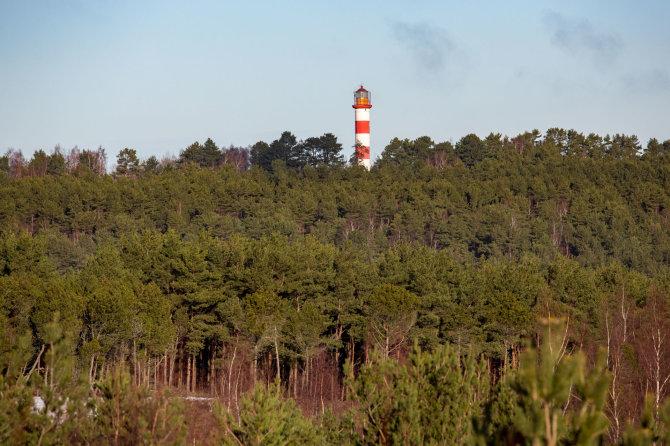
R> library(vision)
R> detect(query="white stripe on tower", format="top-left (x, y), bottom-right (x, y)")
top-left (353, 85), bottom-right (372, 170)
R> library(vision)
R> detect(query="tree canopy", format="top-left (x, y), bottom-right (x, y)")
top-left (2, 127), bottom-right (670, 443)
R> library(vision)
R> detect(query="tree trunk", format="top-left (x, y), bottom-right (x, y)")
top-left (252, 347), bottom-right (258, 385)
top-left (89, 354), bottom-right (96, 385)
top-left (210, 345), bottom-right (216, 395)
top-left (275, 331), bottom-right (281, 389)
top-left (191, 353), bottom-right (197, 392)
top-left (228, 340), bottom-right (237, 410)
top-left (384, 331), bottom-right (390, 360)
top-left (169, 347), bottom-right (174, 388)
top-left (292, 364), bottom-right (298, 399)
top-left (133, 338), bottom-right (138, 386)
top-left (186, 354), bottom-right (191, 393)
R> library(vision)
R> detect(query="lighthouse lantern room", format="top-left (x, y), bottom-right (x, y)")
top-left (353, 85), bottom-right (372, 170)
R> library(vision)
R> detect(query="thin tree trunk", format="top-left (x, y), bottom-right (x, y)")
top-left (133, 338), bottom-right (138, 386)
top-left (234, 361), bottom-right (242, 414)
top-left (252, 347), bottom-right (258, 385)
top-left (186, 354), bottom-right (191, 393)
top-left (89, 354), bottom-right (96, 385)
top-left (620, 282), bottom-right (628, 343)
top-left (292, 364), bottom-right (298, 399)
top-left (605, 312), bottom-right (611, 368)
top-left (385, 328), bottom-right (390, 360)
top-left (192, 353), bottom-right (197, 393)
top-left (228, 340), bottom-right (237, 410)
top-left (169, 347), bottom-right (174, 388)
top-left (275, 332), bottom-right (281, 389)
top-left (210, 345), bottom-right (216, 395)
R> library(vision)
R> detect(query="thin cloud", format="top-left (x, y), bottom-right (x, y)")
top-left (392, 22), bottom-right (455, 74)
top-left (544, 11), bottom-right (622, 66)
top-left (622, 69), bottom-right (670, 92)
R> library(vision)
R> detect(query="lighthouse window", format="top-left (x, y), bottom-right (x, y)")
top-left (354, 90), bottom-right (370, 106)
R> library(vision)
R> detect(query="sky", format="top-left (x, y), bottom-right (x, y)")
top-left (1, 0), bottom-right (669, 165)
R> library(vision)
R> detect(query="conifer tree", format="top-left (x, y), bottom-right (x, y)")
top-left (507, 318), bottom-right (610, 446)
top-left (214, 382), bottom-right (322, 445)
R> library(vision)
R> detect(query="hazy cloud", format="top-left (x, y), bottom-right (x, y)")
top-left (622, 69), bottom-right (670, 92)
top-left (544, 12), bottom-right (622, 66)
top-left (392, 22), bottom-right (455, 73)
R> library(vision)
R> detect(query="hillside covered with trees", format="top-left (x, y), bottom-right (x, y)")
top-left (2, 128), bottom-right (670, 444)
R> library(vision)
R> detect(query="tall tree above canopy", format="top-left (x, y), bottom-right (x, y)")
top-left (250, 131), bottom-right (300, 171)
top-left (298, 133), bottom-right (344, 168)
top-left (115, 148), bottom-right (140, 177)
top-left (142, 155), bottom-right (160, 174)
top-left (47, 148), bottom-right (66, 176)
top-left (179, 138), bottom-right (221, 167)
top-left (315, 133), bottom-right (344, 167)
top-left (643, 138), bottom-right (670, 162)
top-left (27, 150), bottom-right (49, 177)
top-left (271, 131), bottom-right (299, 168)
top-left (607, 134), bottom-right (641, 160)
top-left (202, 138), bottom-right (222, 166)
top-left (250, 141), bottom-right (271, 170)
top-left (455, 133), bottom-right (488, 167)
top-left (377, 136), bottom-right (439, 167)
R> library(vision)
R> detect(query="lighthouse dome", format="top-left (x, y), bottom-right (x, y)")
top-left (353, 85), bottom-right (371, 109)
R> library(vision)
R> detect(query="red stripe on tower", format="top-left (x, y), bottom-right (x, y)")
top-left (353, 85), bottom-right (372, 170)
top-left (355, 121), bottom-right (370, 134)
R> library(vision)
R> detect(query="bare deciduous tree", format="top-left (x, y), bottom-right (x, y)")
top-left (222, 145), bottom-right (250, 173)
top-left (6, 149), bottom-right (25, 179)
top-left (635, 288), bottom-right (670, 420)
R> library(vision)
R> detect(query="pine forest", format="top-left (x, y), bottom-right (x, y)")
top-left (2, 129), bottom-right (670, 444)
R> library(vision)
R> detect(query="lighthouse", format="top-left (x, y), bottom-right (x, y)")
top-left (353, 85), bottom-right (372, 170)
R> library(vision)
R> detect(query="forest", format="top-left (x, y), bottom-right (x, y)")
top-left (2, 128), bottom-right (670, 444)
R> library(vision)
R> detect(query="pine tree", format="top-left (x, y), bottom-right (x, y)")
top-left (507, 318), bottom-right (610, 446)
top-left (213, 382), bottom-right (322, 445)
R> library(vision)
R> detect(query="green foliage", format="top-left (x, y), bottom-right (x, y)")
top-left (316, 408), bottom-right (359, 446)
top-left (503, 319), bottom-right (610, 446)
top-left (214, 382), bottom-right (323, 445)
top-left (115, 148), bottom-right (140, 177)
top-left (178, 138), bottom-right (221, 168)
top-left (364, 283), bottom-right (419, 359)
top-left (91, 366), bottom-right (186, 445)
top-left (4, 128), bottom-right (670, 443)
top-left (297, 133), bottom-right (345, 167)
top-left (0, 317), bottom-right (185, 445)
top-left (285, 300), bottom-right (330, 367)
top-left (142, 155), bottom-right (161, 174)
top-left (378, 136), bottom-right (447, 167)
top-left (474, 380), bottom-right (520, 444)
top-left (251, 131), bottom-right (345, 170)
top-left (250, 141), bottom-right (272, 170)
top-left (5, 129), bottom-right (670, 275)
top-left (0, 316), bottom-right (89, 445)
top-left (348, 343), bottom-right (489, 445)
top-left (620, 395), bottom-right (670, 445)
top-left (456, 133), bottom-right (489, 167)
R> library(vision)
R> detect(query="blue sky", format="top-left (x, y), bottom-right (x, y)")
top-left (1, 0), bottom-right (669, 164)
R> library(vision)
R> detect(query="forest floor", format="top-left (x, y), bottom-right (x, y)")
top-left (183, 399), bottom-right (218, 444)
top-left (178, 392), bottom-right (354, 444)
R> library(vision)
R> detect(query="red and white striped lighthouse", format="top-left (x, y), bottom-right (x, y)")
top-left (353, 85), bottom-right (372, 170)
